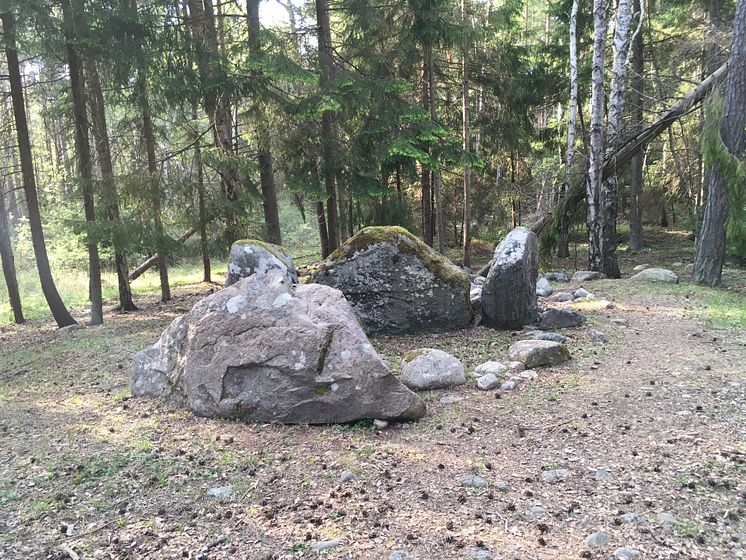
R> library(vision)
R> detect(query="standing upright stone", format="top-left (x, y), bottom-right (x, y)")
top-left (481, 227), bottom-right (539, 329)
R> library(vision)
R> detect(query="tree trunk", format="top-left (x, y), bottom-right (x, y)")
top-left (2, 12), bottom-right (76, 327)
top-left (629, 0), bottom-right (645, 251)
top-left (0, 185), bottom-right (23, 323)
top-left (62, 0), bottom-right (103, 324)
top-left (316, 200), bottom-right (330, 258)
top-left (425, 49), bottom-right (445, 253)
top-left (137, 70), bottom-right (171, 302)
top-left (586, 0), bottom-right (607, 273)
top-left (247, 0), bottom-right (282, 245)
top-left (315, 0), bottom-right (340, 251)
top-left (598, 0), bottom-right (634, 278)
top-left (85, 59), bottom-right (137, 311)
top-left (693, 0), bottom-right (746, 286)
top-left (461, 0), bottom-right (472, 267)
top-left (420, 54), bottom-right (433, 246)
top-left (188, 0), bottom-right (239, 242)
top-left (193, 106), bottom-right (211, 282)
top-left (558, 0), bottom-right (579, 259)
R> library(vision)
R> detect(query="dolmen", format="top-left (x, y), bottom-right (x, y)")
top-left (311, 226), bottom-right (471, 335)
top-left (131, 272), bottom-right (425, 424)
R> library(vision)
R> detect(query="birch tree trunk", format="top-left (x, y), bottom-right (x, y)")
top-left (599, 0), bottom-right (634, 278)
top-left (62, 0), bottom-right (104, 324)
top-left (693, 0), bottom-right (746, 286)
top-left (558, 0), bottom-right (578, 258)
top-left (586, 0), bottom-right (608, 273)
top-left (1, 12), bottom-right (76, 327)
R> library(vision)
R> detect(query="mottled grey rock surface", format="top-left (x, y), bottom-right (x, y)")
top-left (481, 227), bottom-right (539, 329)
top-left (400, 349), bottom-right (466, 391)
top-left (508, 340), bottom-right (570, 368)
top-left (629, 267), bottom-right (679, 283)
top-left (131, 273), bottom-right (425, 423)
top-left (224, 240), bottom-right (297, 287)
top-left (311, 226), bottom-right (471, 335)
top-left (539, 308), bottom-right (586, 329)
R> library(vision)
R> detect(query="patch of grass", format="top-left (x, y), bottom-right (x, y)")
top-left (0, 261), bottom-right (213, 326)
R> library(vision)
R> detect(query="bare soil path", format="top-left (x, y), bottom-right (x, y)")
top-left (1, 259), bottom-right (744, 559)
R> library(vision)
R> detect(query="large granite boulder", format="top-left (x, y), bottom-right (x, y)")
top-left (225, 240), bottom-right (298, 287)
top-left (311, 226), bottom-right (471, 335)
top-left (131, 273), bottom-right (425, 423)
top-left (481, 227), bottom-right (539, 329)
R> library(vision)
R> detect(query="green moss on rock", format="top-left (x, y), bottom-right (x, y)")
top-left (402, 348), bottom-right (429, 364)
top-left (232, 239), bottom-right (289, 263)
top-left (324, 226), bottom-right (468, 288)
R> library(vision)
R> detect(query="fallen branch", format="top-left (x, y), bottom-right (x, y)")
top-left (128, 227), bottom-right (197, 281)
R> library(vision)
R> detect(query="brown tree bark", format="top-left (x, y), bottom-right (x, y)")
top-left (315, 0), bottom-right (340, 251)
top-left (62, 0), bottom-right (103, 324)
top-left (247, 0), bottom-right (282, 245)
top-left (2, 12), bottom-right (76, 327)
top-left (693, 0), bottom-right (746, 285)
top-left (0, 185), bottom-right (23, 323)
top-left (420, 54), bottom-right (433, 246)
top-left (85, 59), bottom-right (137, 311)
top-left (629, 0), bottom-right (645, 251)
top-left (461, 0), bottom-right (472, 267)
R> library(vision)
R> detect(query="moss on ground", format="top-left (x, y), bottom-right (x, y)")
top-left (323, 226), bottom-right (469, 288)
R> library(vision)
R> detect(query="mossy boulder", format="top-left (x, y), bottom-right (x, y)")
top-left (311, 226), bottom-right (471, 335)
top-left (225, 239), bottom-right (298, 287)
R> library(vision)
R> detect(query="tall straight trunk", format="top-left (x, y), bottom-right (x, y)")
top-left (420, 54), bottom-right (433, 246)
top-left (193, 105), bottom-right (211, 282)
top-left (2, 12), bottom-right (76, 327)
top-left (586, 0), bottom-right (607, 273)
top-left (693, 0), bottom-right (746, 285)
top-left (86, 59), bottom-right (137, 311)
top-left (316, 201), bottom-right (330, 258)
top-left (62, 0), bottom-right (103, 324)
top-left (629, 0), bottom-right (644, 251)
top-left (137, 71), bottom-right (171, 302)
top-left (247, 0), bottom-right (282, 245)
top-left (461, 0), bottom-right (472, 267)
top-left (558, 0), bottom-right (578, 258)
top-left (0, 186), bottom-right (23, 323)
top-left (315, 0), bottom-right (340, 251)
top-left (427, 49), bottom-right (445, 253)
top-left (188, 0), bottom-right (239, 242)
top-left (598, 0), bottom-right (634, 278)
top-left (183, 1), bottom-right (211, 282)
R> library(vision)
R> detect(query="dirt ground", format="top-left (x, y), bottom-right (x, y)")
top-left (1, 234), bottom-right (745, 560)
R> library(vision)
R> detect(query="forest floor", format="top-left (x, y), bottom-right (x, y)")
top-left (1, 229), bottom-right (745, 560)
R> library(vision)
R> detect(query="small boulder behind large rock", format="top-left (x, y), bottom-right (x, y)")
top-left (311, 226), bottom-right (471, 335)
top-left (508, 340), bottom-right (570, 368)
top-left (225, 240), bottom-right (297, 286)
top-left (400, 349), bottom-right (466, 390)
top-left (131, 273), bottom-right (425, 424)
top-left (481, 227), bottom-right (539, 329)
top-left (539, 308), bottom-right (586, 329)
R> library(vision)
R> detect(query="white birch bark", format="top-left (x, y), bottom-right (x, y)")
top-left (586, 0), bottom-right (607, 272)
top-left (600, 0), bottom-right (635, 277)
